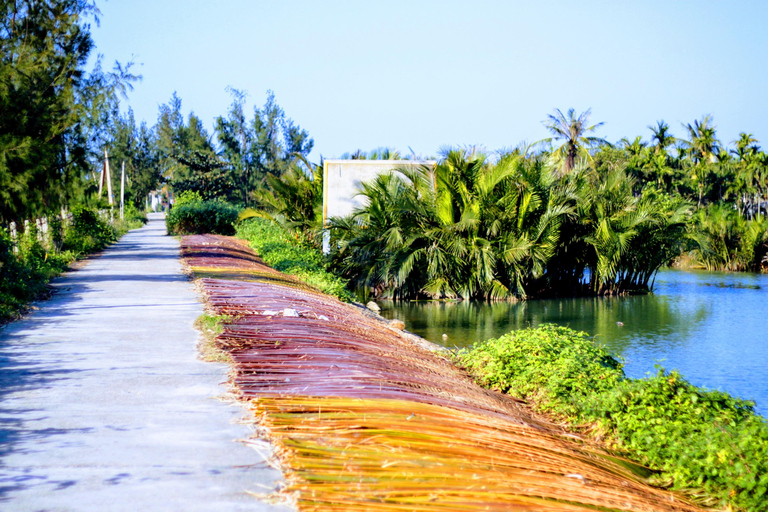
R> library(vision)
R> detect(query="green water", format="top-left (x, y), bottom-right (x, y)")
top-left (379, 269), bottom-right (768, 415)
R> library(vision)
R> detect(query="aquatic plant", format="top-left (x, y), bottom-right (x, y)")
top-left (329, 149), bottom-right (690, 299)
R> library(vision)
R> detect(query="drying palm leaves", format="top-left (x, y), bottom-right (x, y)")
top-left (181, 234), bottom-right (705, 512)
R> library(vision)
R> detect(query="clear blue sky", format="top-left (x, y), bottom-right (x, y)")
top-left (91, 0), bottom-right (768, 161)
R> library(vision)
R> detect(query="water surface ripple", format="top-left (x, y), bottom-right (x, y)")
top-left (381, 269), bottom-right (768, 416)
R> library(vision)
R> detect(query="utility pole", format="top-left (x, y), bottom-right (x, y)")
top-left (105, 149), bottom-right (114, 206)
top-left (120, 161), bottom-right (125, 220)
top-left (98, 159), bottom-right (105, 198)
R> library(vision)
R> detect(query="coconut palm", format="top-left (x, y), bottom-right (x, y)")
top-left (681, 116), bottom-right (722, 206)
top-left (732, 133), bottom-right (759, 161)
top-left (649, 121), bottom-right (676, 154)
top-left (541, 108), bottom-right (608, 175)
top-left (683, 115), bottom-right (721, 165)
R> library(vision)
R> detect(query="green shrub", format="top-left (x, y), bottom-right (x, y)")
top-left (174, 190), bottom-right (203, 208)
top-left (236, 218), bottom-right (353, 301)
top-left (124, 203), bottom-right (147, 226)
top-left (63, 207), bottom-right (117, 254)
top-left (106, 204), bottom-right (149, 236)
top-left (457, 325), bottom-right (768, 511)
top-left (1, 229), bottom-right (73, 322)
top-left (165, 199), bottom-right (239, 235)
top-left (1, 206), bottom-right (135, 322)
top-left (457, 325), bottom-right (624, 417)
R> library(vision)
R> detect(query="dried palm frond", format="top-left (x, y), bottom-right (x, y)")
top-left (181, 235), bottom-right (705, 512)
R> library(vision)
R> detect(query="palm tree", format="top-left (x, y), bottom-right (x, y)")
top-left (683, 115), bottom-right (720, 165)
top-left (732, 133), bottom-right (759, 161)
top-left (619, 136), bottom-right (647, 159)
top-left (330, 149), bottom-right (570, 300)
top-left (578, 168), bottom-right (690, 294)
top-left (682, 116), bottom-right (721, 206)
top-left (649, 121), bottom-right (675, 154)
top-left (541, 108), bottom-right (608, 175)
top-left (240, 156), bottom-right (323, 234)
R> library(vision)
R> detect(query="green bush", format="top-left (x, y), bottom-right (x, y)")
top-left (457, 325), bottom-right (624, 417)
top-left (63, 207), bottom-right (117, 254)
top-left (173, 190), bottom-right (203, 208)
top-left (165, 198), bottom-right (239, 235)
top-left (123, 203), bottom-right (147, 226)
top-left (236, 218), bottom-right (353, 301)
top-left (106, 204), bottom-right (149, 236)
top-left (1, 206), bottom-right (137, 322)
top-left (1, 229), bottom-right (73, 322)
top-left (457, 325), bottom-right (768, 511)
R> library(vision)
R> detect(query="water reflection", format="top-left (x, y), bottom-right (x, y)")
top-left (381, 269), bottom-right (768, 415)
top-left (380, 294), bottom-right (708, 352)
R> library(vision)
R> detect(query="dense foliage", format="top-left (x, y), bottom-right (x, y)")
top-left (328, 149), bottom-right (690, 300)
top-left (457, 325), bottom-right (768, 511)
top-left (0, 228), bottom-right (72, 321)
top-left (236, 218), bottom-right (352, 301)
top-left (0, 0), bottom-right (139, 224)
top-left (1, 206), bottom-right (144, 322)
top-left (165, 192), bottom-right (239, 235)
top-left (62, 206), bottom-right (117, 253)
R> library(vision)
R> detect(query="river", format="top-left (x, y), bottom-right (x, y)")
top-left (379, 269), bottom-right (768, 415)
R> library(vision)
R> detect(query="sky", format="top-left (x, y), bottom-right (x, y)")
top-left (91, 0), bottom-right (768, 161)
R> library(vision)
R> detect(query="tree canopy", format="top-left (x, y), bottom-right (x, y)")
top-left (0, 0), bottom-right (137, 224)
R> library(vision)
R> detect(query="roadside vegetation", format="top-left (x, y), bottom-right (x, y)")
top-left (235, 217), bottom-right (353, 301)
top-left (457, 325), bottom-right (768, 511)
top-left (1, 206), bottom-right (146, 323)
top-left (193, 313), bottom-right (233, 363)
top-left (165, 191), bottom-right (239, 235)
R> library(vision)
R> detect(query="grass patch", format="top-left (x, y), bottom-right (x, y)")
top-left (456, 324), bottom-right (768, 511)
top-left (236, 218), bottom-right (353, 301)
top-left (194, 313), bottom-right (234, 363)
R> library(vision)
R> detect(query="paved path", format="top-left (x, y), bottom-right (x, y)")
top-left (0, 214), bottom-right (288, 511)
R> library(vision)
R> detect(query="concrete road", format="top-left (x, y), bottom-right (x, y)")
top-left (0, 214), bottom-right (289, 511)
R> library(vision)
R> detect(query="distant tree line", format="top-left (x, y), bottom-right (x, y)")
top-left (0, 0), bottom-right (313, 229)
top-left (252, 109), bottom-right (768, 300)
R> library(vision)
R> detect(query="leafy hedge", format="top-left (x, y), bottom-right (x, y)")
top-left (165, 193), bottom-right (239, 236)
top-left (457, 325), bottom-right (768, 511)
top-left (236, 218), bottom-right (353, 301)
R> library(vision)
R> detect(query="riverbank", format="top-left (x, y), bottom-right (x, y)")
top-left (458, 325), bottom-right (768, 511)
top-left (379, 268), bottom-right (768, 418)
top-left (182, 233), bottom-right (705, 511)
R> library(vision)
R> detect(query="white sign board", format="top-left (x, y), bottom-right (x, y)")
top-left (322, 159), bottom-right (436, 225)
